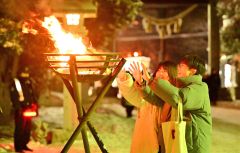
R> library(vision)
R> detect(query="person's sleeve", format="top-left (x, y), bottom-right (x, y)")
top-left (148, 78), bottom-right (180, 108)
top-left (9, 81), bottom-right (18, 101)
top-left (135, 83), bottom-right (164, 107)
top-left (116, 73), bottom-right (144, 107)
top-left (145, 78), bottom-right (207, 110)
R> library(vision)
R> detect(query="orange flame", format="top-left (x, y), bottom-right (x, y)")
top-left (41, 15), bottom-right (96, 70)
top-left (40, 16), bottom-right (106, 75)
top-left (42, 16), bottom-right (87, 55)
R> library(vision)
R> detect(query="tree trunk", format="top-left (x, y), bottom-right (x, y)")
top-left (208, 0), bottom-right (220, 74)
top-left (0, 54), bottom-right (19, 124)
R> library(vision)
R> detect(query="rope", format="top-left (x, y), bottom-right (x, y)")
top-left (140, 4), bottom-right (198, 38)
top-left (140, 4), bottom-right (198, 26)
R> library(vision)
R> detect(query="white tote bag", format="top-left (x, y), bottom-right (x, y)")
top-left (161, 101), bottom-right (188, 153)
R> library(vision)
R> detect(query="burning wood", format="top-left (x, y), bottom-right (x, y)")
top-left (45, 52), bottom-right (119, 82)
top-left (37, 15), bottom-right (114, 78)
top-left (20, 15), bottom-right (122, 81)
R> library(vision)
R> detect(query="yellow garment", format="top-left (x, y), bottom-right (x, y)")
top-left (117, 73), bottom-right (168, 153)
top-left (131, 103), bottom-right (161, 153)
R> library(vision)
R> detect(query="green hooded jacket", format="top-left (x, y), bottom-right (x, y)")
top-left (140, 75), bottom-right (212, 153)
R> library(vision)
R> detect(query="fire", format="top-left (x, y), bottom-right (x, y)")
top-left (24, 15), bottom-right (111, 76)
top-left (41, 16), bottom-right (96, 69)
top-left (42, 15), bottom-right (87, 55)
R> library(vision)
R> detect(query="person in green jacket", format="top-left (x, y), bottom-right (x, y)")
top-left (130, 55), bottom-right (212, 153)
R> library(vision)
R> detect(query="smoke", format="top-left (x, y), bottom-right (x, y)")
top-left (35, 0), bottom-right (52, 16)
top-left (0, 0), bottom-right (52, 20)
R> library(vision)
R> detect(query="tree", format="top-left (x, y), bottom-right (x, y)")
top-left (0, 0), bottom-right (54, 122)
top-left (86, 0), bottom-right (143, 51)
top-left (0, 0), bottom-right (54, 80)
top-left (0, 18), bottom-right (23, 55)
top-left (217, 0), bottom-right (240, 54)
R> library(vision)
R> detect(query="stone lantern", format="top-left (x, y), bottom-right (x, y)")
top-left (50, 0), bottom-right (96, 35)
top-left (49, 0), bottom-right (97, 131)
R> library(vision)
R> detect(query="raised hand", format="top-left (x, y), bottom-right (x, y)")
top-left (129, 61), bottom-right (143, 84)
top-left (141, 63), bottom-right (151, 82)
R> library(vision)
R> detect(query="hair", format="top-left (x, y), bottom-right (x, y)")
top-left (153, 61), bottom-right (178, 85)
top-left (180, 55), bottom-right (206, 76)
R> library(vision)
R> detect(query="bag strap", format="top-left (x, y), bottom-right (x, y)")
top-left (170, 107), bottom-right (177, 121)
top-left (170, 98), bottom-right (183, 122)
top-left (177, 98), bottom-right (183, 122)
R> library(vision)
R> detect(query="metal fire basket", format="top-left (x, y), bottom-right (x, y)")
top-left (44, 53), bottom-right (126, 153)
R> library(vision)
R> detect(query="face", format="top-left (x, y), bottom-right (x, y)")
top-left (155, 66), bottom-right (169, 81)
top-left (177, 61), bottom-right (190, 77)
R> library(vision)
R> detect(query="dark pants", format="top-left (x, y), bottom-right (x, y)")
top-left (158, 146), bottom-right (162, 153)
top-left (121, 98), bottom-right (134, 118)
top-left (14, 109), bottom-right (32, 152)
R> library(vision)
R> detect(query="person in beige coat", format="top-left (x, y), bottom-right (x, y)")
top-left (117, 61), bottom-right (177, 153)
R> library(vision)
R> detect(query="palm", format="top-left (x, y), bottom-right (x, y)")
top-left (141, 63), bottom-right (151, 82)
top-left (129, 61), bottom-right (142, 84)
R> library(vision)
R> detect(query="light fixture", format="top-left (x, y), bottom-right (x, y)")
top-left (66, 14), bottom-right (81, 25)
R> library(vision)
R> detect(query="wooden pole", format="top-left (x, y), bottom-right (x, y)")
top-left (69, 56), bottom-right (90, 153)
top-left (61, 78), bottom-right (108, 152)
top-left (208, 0), bottom-right (220, 73)
top-left (61, 58), bottom-right (126, 153)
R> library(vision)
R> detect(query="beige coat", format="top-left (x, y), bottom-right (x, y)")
top-left (117, 73), bottom-right (170, 153)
